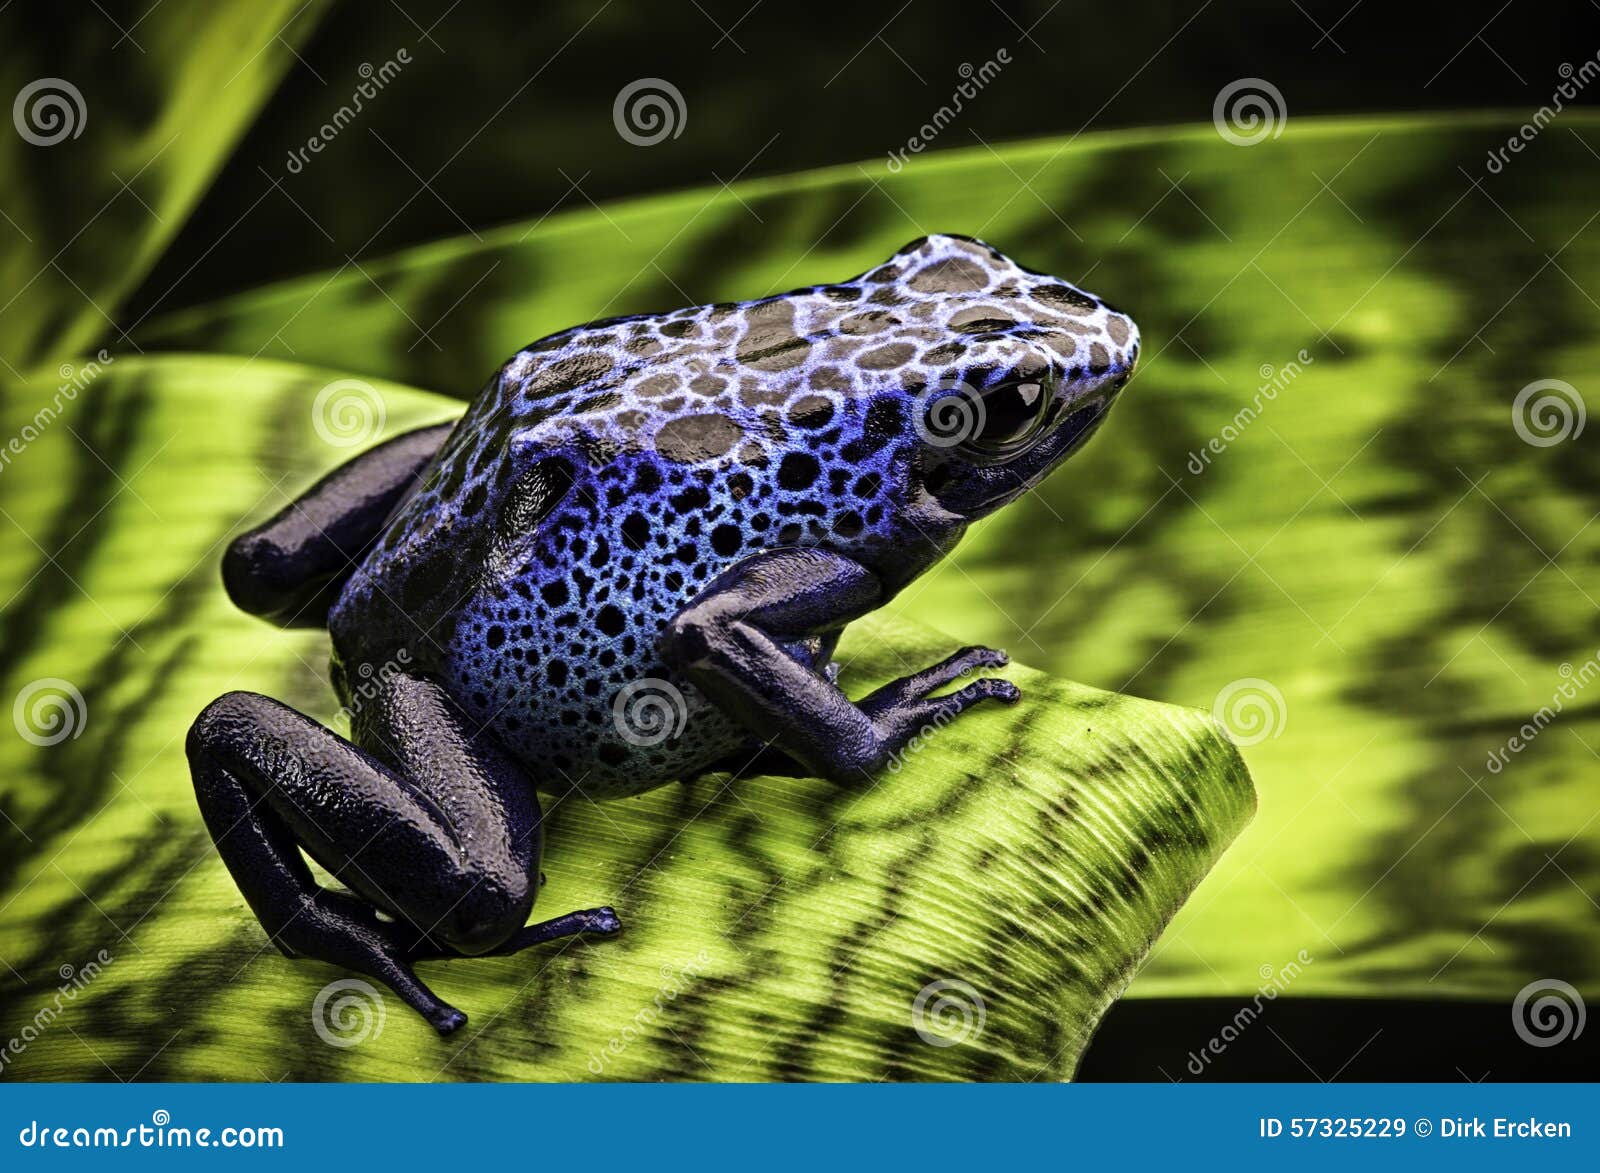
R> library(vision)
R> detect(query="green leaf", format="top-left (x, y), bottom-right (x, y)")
top-left (0, 0), bottom-right (330, 379)
top-left (125, 113), bottom-right (1600, 1002)
top-left (0, 357), bottom-right (1252, 1080)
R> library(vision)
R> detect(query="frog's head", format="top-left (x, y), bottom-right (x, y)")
top-left (875, 235), bottom-right (1139, 520)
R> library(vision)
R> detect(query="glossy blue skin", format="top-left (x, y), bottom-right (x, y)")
top-left (329, 234), bottom-right (1139, 798)
top-left (192, 234), bottom-right (1138, 1033)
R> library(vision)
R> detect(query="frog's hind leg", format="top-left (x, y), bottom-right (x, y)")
top-left (186, 674), bottom-right (620, 1034)
top-left (222, 421), bottom-right (453, 628)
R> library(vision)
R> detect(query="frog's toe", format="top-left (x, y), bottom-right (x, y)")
top-left (968, 678), bottom-right (1021, 705)
top-left (861, 645), bottom-right (1014, 714)
top-left (949, 645), bottom-right (1009, 674)
top-left (935, 676), bottom-right (1021, 713)
top-left (430, 1007), bottom-right (468, 1036)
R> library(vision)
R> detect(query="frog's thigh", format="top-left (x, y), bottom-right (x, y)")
top-left (188, 675), bottom-right (540, 959)
top-left (222, 421), bottom-right (453, 628)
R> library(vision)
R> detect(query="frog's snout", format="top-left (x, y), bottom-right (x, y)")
top-left (1115, 311), bottom-right (1140, 372)
top-left (1100, 311), bottom-right (1139, 398)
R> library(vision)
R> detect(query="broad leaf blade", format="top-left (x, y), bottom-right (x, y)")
top-left (0, 0), bottom-right (330, 379)
top-left (0, 358), bottom-right (1252, 1080)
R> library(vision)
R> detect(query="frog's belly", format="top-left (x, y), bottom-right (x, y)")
top-left (438, 630), bottom-right (747, 799)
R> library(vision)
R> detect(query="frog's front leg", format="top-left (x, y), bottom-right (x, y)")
top-left (222, 422), bottom-right (453, 628)
top-left (186, 674), bottom-right (620, 1034)
top-left (660, 547), bottom-right (1019, 784)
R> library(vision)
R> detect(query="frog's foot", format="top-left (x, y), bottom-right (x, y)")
top-left (485, 906), bottom-right (623, 956)
top-left (857, 646), bottom-right (1019, 764)
top-left (409, 906), bottom-right (623, 961)
top-left (280, 890), bottom-right (468, 1035)
top-left (187, 678), bottom-right (552, 1037)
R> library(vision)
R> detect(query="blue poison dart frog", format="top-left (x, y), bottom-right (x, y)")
top-left (188, 234), bottom-right (1139, 1033)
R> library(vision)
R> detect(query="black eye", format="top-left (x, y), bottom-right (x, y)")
top-left (968, 379), bottom-right (1052, 454)
top-left (915, 375), bottom-right (1054, 457)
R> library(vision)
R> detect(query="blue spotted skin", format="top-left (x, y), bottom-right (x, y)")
top-left (329, 234), bottom-right (1139, 798)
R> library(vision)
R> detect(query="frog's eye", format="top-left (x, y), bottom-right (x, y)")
top-left (965, 378), bottom-right (1053, 456)
top-left (915, 374), bottom-right (1054, 458)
